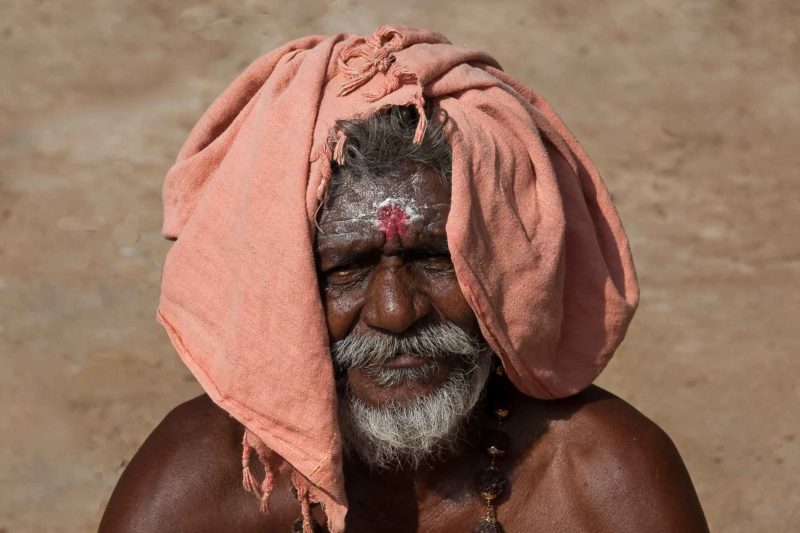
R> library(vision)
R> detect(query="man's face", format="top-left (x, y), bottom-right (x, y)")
top-left (316, 162), bottom-right (491, 467)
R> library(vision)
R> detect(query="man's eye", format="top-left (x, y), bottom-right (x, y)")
top-left (324, 265), bottom-right (370, 286)
top-left (414, 254), bottom-right (454, 272)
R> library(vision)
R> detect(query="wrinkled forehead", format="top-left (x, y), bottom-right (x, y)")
top-left (317, 164), bottom-right (451, 237)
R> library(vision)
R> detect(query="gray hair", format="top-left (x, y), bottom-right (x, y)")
top-left (330, 105), bottom-right (452, 183)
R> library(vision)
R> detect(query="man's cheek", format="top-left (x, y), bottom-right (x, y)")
top-left (428, 279), bottom-right (479, 333)
top-left (324, 292), bottom-right (365, 341)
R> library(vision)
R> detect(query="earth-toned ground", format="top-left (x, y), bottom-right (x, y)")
top-left (1, 1), bottom-right (798, 531)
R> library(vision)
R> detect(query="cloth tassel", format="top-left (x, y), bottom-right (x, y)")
top-left (241, 432), bottom-right (262, 498)
top-left (413, 94), bottom-right (427, 144)
top-left (364, 66), bottom-right (417, 102)
top-left (315, 177), bottom-right (329, 203)
top-left (332, 130), bottom-right (347, 165)
top-left (292, 470), bottom-right (317, 533)
top-left (259, 460), bottom-right (275, 512)
top-left (241, 429), bottom-right (275, 513)
top-left (337, 26), bottom-right (405, 97)
top-left (242, 463), bottom-right (262, 497)
top-left (314, 145), bottom-right (333, 205)
top-left (300, 495), bottom-right (314, 533)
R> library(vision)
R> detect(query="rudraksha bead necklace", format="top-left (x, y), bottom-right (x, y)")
top-left (473, 363), bottom-right (514, 533)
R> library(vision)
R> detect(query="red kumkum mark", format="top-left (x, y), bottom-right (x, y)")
top-left (377, 204), bottom-right (410, 240)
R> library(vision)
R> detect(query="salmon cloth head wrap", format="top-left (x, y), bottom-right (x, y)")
top-left (157, 25), bottom-right (638, 531)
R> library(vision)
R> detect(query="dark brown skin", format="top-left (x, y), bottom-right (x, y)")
top-left (99, 390), bottom-right (708, 532)
top-left (101, 156), bottom-right (709, 532)
top-left (316, 163), bottom-right (476, 406)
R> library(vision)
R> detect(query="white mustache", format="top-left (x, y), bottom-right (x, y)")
top-left (331, 322), bottom-right (487, 370)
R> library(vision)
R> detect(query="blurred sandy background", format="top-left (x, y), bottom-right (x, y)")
top-left (1, 1), bottom-right (798, 531)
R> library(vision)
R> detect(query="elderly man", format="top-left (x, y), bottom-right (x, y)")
top-left (100, 27), bottom-right (708, 532)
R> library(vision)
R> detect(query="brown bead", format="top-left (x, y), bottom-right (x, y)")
top-left (493, 407), bottom-right (510, 422)
top-left (473, 517), bottom-right (505, 533)
top-left (488, 395), bottom-right (514, 422)
top-left (474, 466), bottom-right (507, 501)
top-left (487, 445), bottom-right (505, 458)
top-left (481, 428), bottom-right (509, 458)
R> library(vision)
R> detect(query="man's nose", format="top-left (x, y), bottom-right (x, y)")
top-left (361, 260), bottom-right (430, 334)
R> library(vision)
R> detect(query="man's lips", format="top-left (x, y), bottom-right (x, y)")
top-left (380, 354), bottom-right (430, 369)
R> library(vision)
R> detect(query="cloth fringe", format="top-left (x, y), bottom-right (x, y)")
top-left (364, 65), bottom-right (418, 102)
top-left (242, 430), bottom-right (329, 530)
top-left (291, 469), bottom-right (319, 533)
top-left (332, 130), bottom-right (347, 166)
top-left (337, 26), bottom-right (405, 97)
top-left (336, 26), bottom-right (426, 151)
top-left (241, 429), bottom-right (275, 513)
top-left (412, 92), bottom-right (427, 144)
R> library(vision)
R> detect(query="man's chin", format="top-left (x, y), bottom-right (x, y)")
top-left (337, 355), bottom-right (493, 470)
top-left (345, 363), bottom-right (451, 407)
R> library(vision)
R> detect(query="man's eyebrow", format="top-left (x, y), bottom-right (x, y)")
top-left (412, 227), bottom-right (449, 247)
top-left (316, 227), bottom-right (450, 264)
top-left (412, 235), bottom-right (450, 254)
top-left (316, 236), bottom-right (379, 268)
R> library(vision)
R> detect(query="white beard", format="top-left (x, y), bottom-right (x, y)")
top-left (337, 351), bottom-right (492, 470)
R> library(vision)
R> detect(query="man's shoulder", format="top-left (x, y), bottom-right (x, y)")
top-left (512, 386), bottom-right (709, 532)
top-left (151, 394), bottom-right (243, 452)
top-left (123, 394), bottom-right (245, 479)
top-left (547, 385), bottom-right (675, 455)
top-left (99, 395), bottom-right (295, 532)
